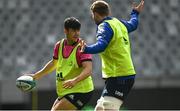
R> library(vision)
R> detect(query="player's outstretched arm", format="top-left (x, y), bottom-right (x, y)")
top-left (120, 0), bottom-right (144, 33)
top-left (62, 61), bottom-right (92, 89)
top-left (27, 59), bottom-right (57, 80)
top-left (132, 0), bottom-right (144, 13)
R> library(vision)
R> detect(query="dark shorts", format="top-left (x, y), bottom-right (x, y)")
top-left (58, 91), bottom-right (93, 110)
top-left (101, 75), bottom-right (135, 101)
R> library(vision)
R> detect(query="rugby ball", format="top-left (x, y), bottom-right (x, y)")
top-left (16, 75), bottom-right (36, 92)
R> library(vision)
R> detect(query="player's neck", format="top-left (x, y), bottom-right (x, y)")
top-left (66, 39), bottom-right (78, 46)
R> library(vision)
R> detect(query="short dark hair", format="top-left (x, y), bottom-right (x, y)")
top-left (64, 17), bottom-right (81, 30)
top-left (90, 0), bottom-right (110, 16)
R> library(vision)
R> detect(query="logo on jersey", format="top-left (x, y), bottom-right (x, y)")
top-left (56, 72), bottom-right (64, 81)
top-left (68, 95), bottom-right (74, 100)
top-left (98, 24), bottom-right (105, 34)
top-left (115, 90), bottom-right (123, 97)
top-left (123, 37), bottom-right (128, 45)
top-left (77, 100), bottom-right (83, 106)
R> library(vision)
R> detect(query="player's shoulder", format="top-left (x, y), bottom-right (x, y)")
top-left (54, 38), bottom-right (68, 49)
top-left (98, 20), bottom-right (113, 30)
top-left (54, 40), bottom-right (63, 47)
top-left (53, 41), bottom-right (61, 51)
top-left (55, 41), bottom-right (61, 45)
top-left (55, 38), bottom-right (67, 44)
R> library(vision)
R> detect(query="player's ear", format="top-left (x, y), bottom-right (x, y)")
top-left (64, 28), bottom-right (68, 34)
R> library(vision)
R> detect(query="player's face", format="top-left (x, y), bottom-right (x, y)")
top-left (65, 28), bottom-right (80, 42)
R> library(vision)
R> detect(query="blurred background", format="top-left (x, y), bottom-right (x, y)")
top-left (0, 0), bottom-right (180, 110)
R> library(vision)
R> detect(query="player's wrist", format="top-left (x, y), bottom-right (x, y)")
top-left (132, 9), bottom-right (139, 15)
top-left (73, 77), bottom-right (80, 85)
top-left (31, 73), bottom-right (39, 80)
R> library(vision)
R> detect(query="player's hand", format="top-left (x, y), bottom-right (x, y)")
top-left (62, 79), bottom-right (77, 89)
top-left (132, 0), bottom-right (144, 13)
top-left (79, 39), bottom-right (86, 53)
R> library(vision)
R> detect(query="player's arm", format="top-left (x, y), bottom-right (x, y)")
top-left (62, 61), bottom-right (92, 89)
top-left (82, 23), bottom-right (113, 54)
top-left (25, 41), bottom-right (60, 80)
top-left (120, 10), bottom-right (139, 33)
top-left (32, 59), bottom-right (57, 80)
top-left (120, 0), bottom-right (144, 33)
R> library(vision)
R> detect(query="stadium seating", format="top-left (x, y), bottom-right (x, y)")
top-left (0, 0), bottom-right (180, 103)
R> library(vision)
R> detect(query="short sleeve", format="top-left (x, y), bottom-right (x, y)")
top-left (76, 47), bottom-right (92, 66)
top-left (80, 53), bottom-right (92, 62)
top-left (53, 41), bottom-right (60, 59)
